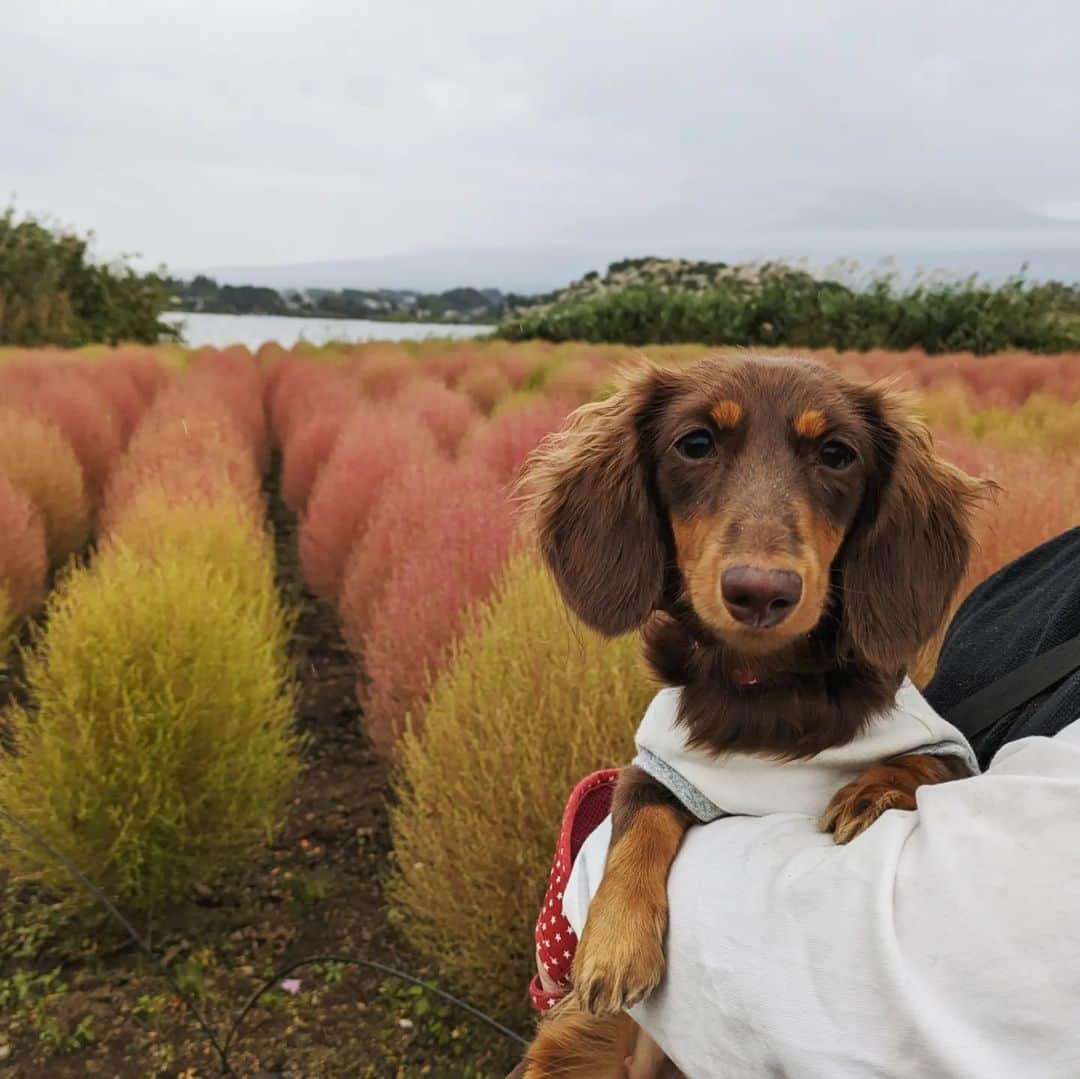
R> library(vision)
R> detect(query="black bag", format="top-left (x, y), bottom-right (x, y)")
top-left (925, 526), bottom-right (1080, 770)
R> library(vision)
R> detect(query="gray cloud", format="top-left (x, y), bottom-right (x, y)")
top-left (4, 0), bottom-right (1079, 277)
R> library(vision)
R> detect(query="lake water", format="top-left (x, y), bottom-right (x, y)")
top-left (162, 311), bottom-right (494, 349)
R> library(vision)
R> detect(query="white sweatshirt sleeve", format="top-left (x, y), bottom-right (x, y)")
top-left (567, 720), bottom-right (1080, 1079)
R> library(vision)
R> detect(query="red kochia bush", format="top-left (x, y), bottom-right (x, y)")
top-left (360, 476), bottom-right (516, 756)
top-left (934, 432), bottom-right (1080, 599)
top-left (457, 365), bottom-right (512, 414)
top-left (494, 350), bottom-right (540, 390)
top-left (86, 362), bottom-right (149, 442)
top-left (352, 349), bottom-right (417, 401)
top-left (281, 410), bottom-right (350, 513)
top-left (299, 408), bottom-right (438, 602)
top-left (393, 379), bottom-right (477, 455)
top-left (462, 398), bottom-right (572, 486)
top-left (102, 386), bottom-right (262, 534)
top-left (0, 473), bottom-right (48, 620)
top-left (418, 348), bottom-right (474, 387)
top-left (339, 456), bottom-right (465, 652)
top-left (20, 374), bottom-right (124, 508)
top-left (188, 348), bottom-right (268, 470)
top-left (106, 348), bottom-right (172, 406)
top-left (269, 360), bottom-right (357, 446)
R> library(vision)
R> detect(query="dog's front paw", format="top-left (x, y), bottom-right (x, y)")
top-left (572, 897), bottom-right (666, 1014)
top-left (821, 767), bottom-right (919, 844)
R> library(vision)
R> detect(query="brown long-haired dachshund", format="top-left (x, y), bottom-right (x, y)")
top-left (513, 353), bottom-right (990, 1078)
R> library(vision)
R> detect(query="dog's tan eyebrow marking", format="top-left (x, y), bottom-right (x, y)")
top-left (711, 400), bottom-right (743, 428)
top-left (794, 408), bottom-right (829, 439)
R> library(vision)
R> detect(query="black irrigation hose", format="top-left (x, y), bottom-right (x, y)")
top-left (0, 806), bottom-right (528, 1076)
top-left (223, 954), bottom-right (528, 1060)
top-left (0, 805), bottom-right (235, 1075)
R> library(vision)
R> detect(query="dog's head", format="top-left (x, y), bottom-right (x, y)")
top-left (521, 355), bottom-right (988, 676)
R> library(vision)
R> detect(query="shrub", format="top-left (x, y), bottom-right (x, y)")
top-left (393, 379), bottom-right (477, 455)
top-left (353, 350), bottom-right (416, 400)
top-left (463, 399), bottom-right (572, 486)
top-left (389, 553), bottom-right (653, 1018)
top-left (0, 409), bottom-right (90, 564)
top-left (86, 359), bottom-right (150, 441)
top-left (102, 385), bottom-right (263, 532)
top-left (189, 348), bottom-right (269, 469)
top-left (934, 433), bottom-right (1080, 597)
top-left (542, 361), bottom-right (605, 405)
top-left (102, 421), bottom-right (262, 532)
top-left (419, 347), bottom-right (475, 387)
top-left (457, 365), bottom-right (512, 414)
top-left (298, 409), bottom-right (438, 601)
top-left (20, 374), bottom-right (124, 506)
top-left (0, 542), bottom-right (298, 914)
top-left (105, 490), bottom-right (280, 628)
top-left (494, 350), bottom-right (540, 390)
top-left (103, 348), bottom-right (171, 407)
top-left (360, 481), bottom-right (516, 755)
top-left (339, 456), bottom-right (468, 652)
top-left (0, 590), bottom-right (14, 654)
top-left (0, 473), bottom-right (47, 622)
top-left (280, 411), bottom-right (349, 513)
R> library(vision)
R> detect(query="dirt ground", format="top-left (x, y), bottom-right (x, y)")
top-left (0, 477), bottom-right (525, 1077)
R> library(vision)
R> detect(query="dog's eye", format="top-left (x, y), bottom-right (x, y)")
top-left (675, 429), bottom-right (715, 460)
top-left (820, 441), bottom-right (856, 470)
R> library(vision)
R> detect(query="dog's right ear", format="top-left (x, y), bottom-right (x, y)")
top-left (518, 365), bottom-right (673, 636)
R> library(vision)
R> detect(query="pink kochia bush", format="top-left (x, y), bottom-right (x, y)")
top-left (299, 407), bottom-right (438, 602)
top-left (21, 375), bottom-right (124, 508)
top-left (934, 432), bottom-right (1080, 599)
top-left (456, 365), bottom-right (512, 415)
top-left (463, 398), bottom-right (572, 486)
top-left (102, 381), bottom-right (263, 535)
top-left (393, 379), bottom-right (477, 455)
top-left (87, 353), bottom-right (167, 439)
top-left (268, 360), bottom-right (357, 442)
top-left (360, 471), bottom-right (517, 756)
top-left (0, 360), bottom-right (158, 511)
top-left (188, 348), bottom-right (269, 470)
top-left (278, 371), bottom-right (364, 513)
top-left (339, 455), bottom-right (468, 652)
top-left (352, 349), bottom-right (417, 401)
top-left (281, 410), bottom-right (351, 513)
top-left (0, 472), bottom-right (48, 623)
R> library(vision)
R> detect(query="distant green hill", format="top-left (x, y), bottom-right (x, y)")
top-left (499, 256), bottom-right (1080, 354)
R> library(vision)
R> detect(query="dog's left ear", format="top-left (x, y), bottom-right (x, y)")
top-left (841, 388), bottom-right (992, 673)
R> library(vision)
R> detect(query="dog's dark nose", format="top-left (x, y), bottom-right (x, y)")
top-left (721, 565), bottom-right (803, 628)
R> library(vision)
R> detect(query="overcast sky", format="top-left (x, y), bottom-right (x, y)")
top-left (5, 0), bottom-right (1080, 274)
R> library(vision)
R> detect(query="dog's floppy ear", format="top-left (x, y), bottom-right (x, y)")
top-left (519, 364), bottom-right (674, 636)
top-left (841, 387), bottom-right (991, 673)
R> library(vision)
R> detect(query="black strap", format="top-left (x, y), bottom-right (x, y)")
top-left (946, 633), bottom-right (1080, 741)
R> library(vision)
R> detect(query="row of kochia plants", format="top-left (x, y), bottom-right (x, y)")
top-left (0, 348), bottom-right (297, 913)
top-left (2, 340), bottom-right (1080, 1023)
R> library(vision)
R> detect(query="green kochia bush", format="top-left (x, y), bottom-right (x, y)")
top-left (0, 539), bottom-right (299, 915)
top-left (389, 553), bottom-right (654, 1020)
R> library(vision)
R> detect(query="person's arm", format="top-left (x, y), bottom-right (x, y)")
top-left (572, 721), bottom-right (1080, 1079)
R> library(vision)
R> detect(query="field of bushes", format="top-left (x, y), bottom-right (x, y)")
top-left (1, 337), bottom-right (1079, 1075)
